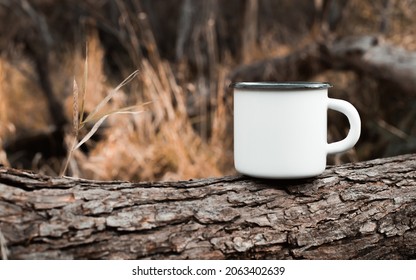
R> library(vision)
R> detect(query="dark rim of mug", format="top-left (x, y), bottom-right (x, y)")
top-left (229, 81), bottom-right (332, 90)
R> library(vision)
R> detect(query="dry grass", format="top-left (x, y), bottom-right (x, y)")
top-left (0, 58), bottom-right (9, 166)
top-left (0, 58), bottom-right (49, 138)
top-left (76, 56), bottom-right (230, 181)
top-left (60, 65), bottom-right (144, 177)
top-left (51, 32), bottom-right (232, 181)
top-left (0, 56), bottom-right (48, 167)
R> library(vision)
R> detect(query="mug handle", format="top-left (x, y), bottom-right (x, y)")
top-left (327, 98), bottom-right (361, 155)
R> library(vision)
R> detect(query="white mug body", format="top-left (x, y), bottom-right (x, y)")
top-left (232, 82), bottom-right (361, 179)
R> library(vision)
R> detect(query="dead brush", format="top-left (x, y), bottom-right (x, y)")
top-left (77, 56), bottom-right (233, 181)
top-left (54, 15), bottom-right (234, 180)
top-left (59, 65), bottom-right (148, 177)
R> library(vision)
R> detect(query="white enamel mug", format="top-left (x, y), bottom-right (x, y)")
top-left (231, 82), bottom-right (361, 179)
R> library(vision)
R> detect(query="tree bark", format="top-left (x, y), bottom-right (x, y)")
top-left (1, 153), bottom-right (416, 260)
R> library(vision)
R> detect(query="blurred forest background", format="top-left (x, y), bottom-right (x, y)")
top-left (1, 0), bottom-right (416, 181)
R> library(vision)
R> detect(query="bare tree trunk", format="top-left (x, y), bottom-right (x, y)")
top-left (379, 0), bottom-right (392, 33)
top-left (176, 0), bottom-right (194, 62)
top-left (242, 0), bottom-right (258, 63)
top-left (1, 153), bottom-right (416, 260)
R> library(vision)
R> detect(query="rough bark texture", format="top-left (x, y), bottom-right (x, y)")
top-left (1, 153), bottom-right (416, 260)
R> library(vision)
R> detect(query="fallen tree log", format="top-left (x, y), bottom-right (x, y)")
top-left (327, 35), bottom-right (416, 94)
top-left (229, 35), bottom-right (416, 95)
top-left (1, 153), bottom-right (416, 260)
